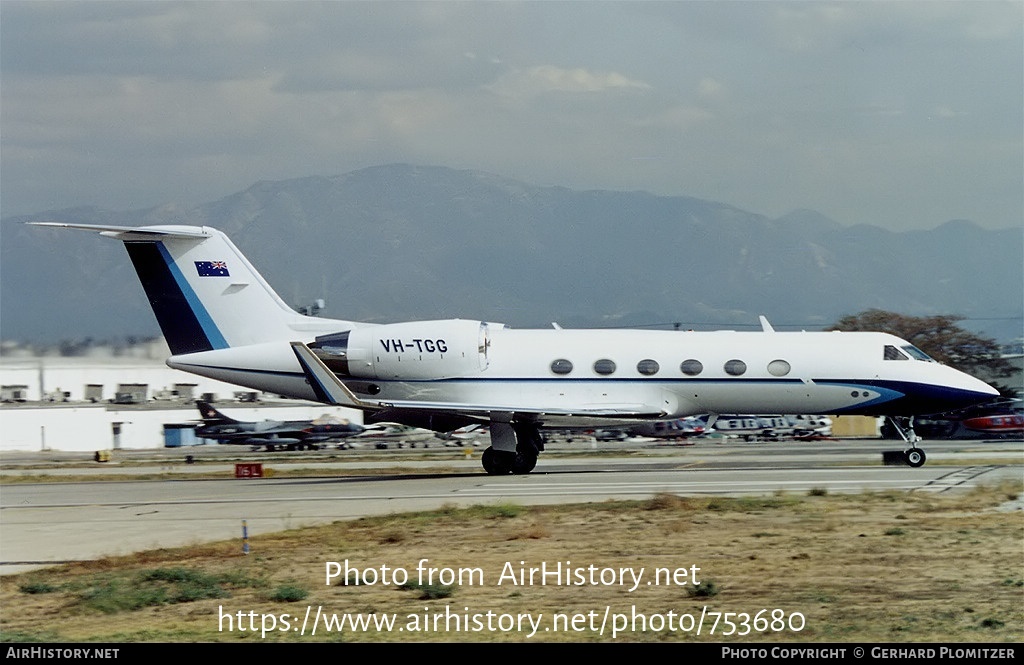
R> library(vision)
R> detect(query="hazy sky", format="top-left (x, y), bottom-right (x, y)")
top-left (2, 1), bottom-right (1021, 231)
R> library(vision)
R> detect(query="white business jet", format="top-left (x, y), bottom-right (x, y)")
top-left (31, 223), bottom-right (999, 474)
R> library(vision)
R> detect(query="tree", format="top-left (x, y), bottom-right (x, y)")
top-left (826, 309), bottom-right (1016, 387)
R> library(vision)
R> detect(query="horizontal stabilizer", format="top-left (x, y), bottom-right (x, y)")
top-left (291, 342), bottom-right (380, 410)
top-left (29, 222), bottom-right (211, 240)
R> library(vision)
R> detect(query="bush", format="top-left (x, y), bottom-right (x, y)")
top-left (399, 581), bottom-right (456, 600)
top-left (270, 585), bottom-right (308, 602)
top-left (688, 580), bottom-right (720, 598)
top-left (19, 582), bottom-right (58, 595)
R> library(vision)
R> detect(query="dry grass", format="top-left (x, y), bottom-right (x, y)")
top-left (1, 482), bottom-right (1022, 643)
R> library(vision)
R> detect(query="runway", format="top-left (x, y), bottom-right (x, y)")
top-left (1, 438), bottom-right (1021, 575)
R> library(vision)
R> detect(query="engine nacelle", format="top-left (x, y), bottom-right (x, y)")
top-left (311, 319), bottom-right (498, 380)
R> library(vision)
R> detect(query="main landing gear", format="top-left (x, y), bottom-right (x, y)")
top-left (887, 416), bottom-right (927, 468)
top-left (481, 421), bottom-right (544, 475)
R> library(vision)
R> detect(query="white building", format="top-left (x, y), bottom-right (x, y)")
top-left (0, 354), bottom-right (362, 452)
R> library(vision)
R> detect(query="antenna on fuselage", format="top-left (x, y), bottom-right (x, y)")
top-left (759, 315), bottom-right (775, 333)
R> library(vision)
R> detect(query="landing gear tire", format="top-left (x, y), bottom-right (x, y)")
top-left (904, 448), bottom-right (926, 468)
top-left (482, 447), bottom-right (514, 475)
top-left (481, 422), bottom-right (544, 475)
top-left (482, 447), bottom-right (498, 474)
top-left (511, 424), bottom-right (542, 474)
top-left (482, 446), bottom-right (537, 475)
top-left (511, 449), bottom-right (538, 475)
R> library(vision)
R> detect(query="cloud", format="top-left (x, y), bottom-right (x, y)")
top-left (486, 65), bottom-right (650, 99)
top-left (0, 1), bottom-right (1019, 231)
top-left (696, 77), bottom-right (727, 103)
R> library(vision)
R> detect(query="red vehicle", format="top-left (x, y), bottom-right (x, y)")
top-left (961, 414), bottom-right (1024, 435)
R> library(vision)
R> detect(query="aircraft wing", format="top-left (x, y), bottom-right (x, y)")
top-left (201, 431), bottom-right (249, 442)
top-left (290, 342), bottom-right (666, 421)
top-left (252, 424), bottom-right (307, 437)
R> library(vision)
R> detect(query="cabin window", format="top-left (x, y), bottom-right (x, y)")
top-left (594, 359), bottom-right (617, 375)
top-left (767, 359), bottom-right (791, 377)
top-left (884, 345), bottom-right (909, 361)
top-left (724, 359), bottom-right (747, 376)
top-left (551, 359), bottom-right (574, 375)
top-left (637, 359), bottom-right (660, 375)
top-left (680, 359), bottom-right (703, 376)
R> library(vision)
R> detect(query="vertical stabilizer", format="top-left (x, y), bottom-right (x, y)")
top-left (195, 400), bottom-right (235, 424)
top-left (29, 223), bottom-right (342, 354)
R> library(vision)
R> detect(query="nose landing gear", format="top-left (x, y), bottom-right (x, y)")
top-left (887, 416), bottom-right (927, 468)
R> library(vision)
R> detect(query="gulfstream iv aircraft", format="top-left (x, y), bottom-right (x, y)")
top-left (32, 223), bottom-right (1000, 474)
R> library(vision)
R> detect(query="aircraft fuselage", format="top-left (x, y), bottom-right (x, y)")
top-left (167, 321), bottom-right (996, 427)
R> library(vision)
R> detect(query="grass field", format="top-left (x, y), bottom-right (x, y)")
top-left (1, 479), bottom-right (1022, 643)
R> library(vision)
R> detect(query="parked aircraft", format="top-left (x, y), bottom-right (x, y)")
top-left (193, 400), bottom-right (366, 450)
top-left (32, 223), bottom-right (1000, 473)
top-left (348, 422), bottom-right (437, 449)
top-left (711, 415), bottom-right (833, 441)
top-left (594, 416), bottom-right (708, 442)
top-left (434, 424), bottom-right (489, 446)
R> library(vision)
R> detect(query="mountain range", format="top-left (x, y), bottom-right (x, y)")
top-left (2, 164), bottom-right (1021, 345)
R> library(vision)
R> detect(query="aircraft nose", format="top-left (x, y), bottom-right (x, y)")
top-left (967, 373), bottom-right (1001, 398)
top-left (948, 373), bottom-right (1001, 408)
top-left (898, 369), bottom-right (1002, 415)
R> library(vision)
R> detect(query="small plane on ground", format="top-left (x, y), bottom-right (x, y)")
top-left (194, 400), bottom-right (366, 450)
top-left (32, 222), bottom-right (1001, 473)
top-left (347, 422), bottom-right (437, 449)
top-left (594, 416), bottom-right (708, 442)
top-left (711, 414), bottom-right (833, 441)
top-left (434, 424), bottom-right (489, 446)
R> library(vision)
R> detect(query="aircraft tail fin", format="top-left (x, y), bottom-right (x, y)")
top-left (30, 222), bottom-right (348, 354)
top-left (195, 400), bottom-right (235, 424)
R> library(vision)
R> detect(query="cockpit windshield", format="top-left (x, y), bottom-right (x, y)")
top-left (901, 345), bottom-right (934, 362)
top-left (884, 345), bottom-right (908, 360)
top-left (884, 344), bottom-right (935, 362)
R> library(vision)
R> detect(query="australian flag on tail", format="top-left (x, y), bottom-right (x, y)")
top-left (195, 260), bottom-right (230, 277)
